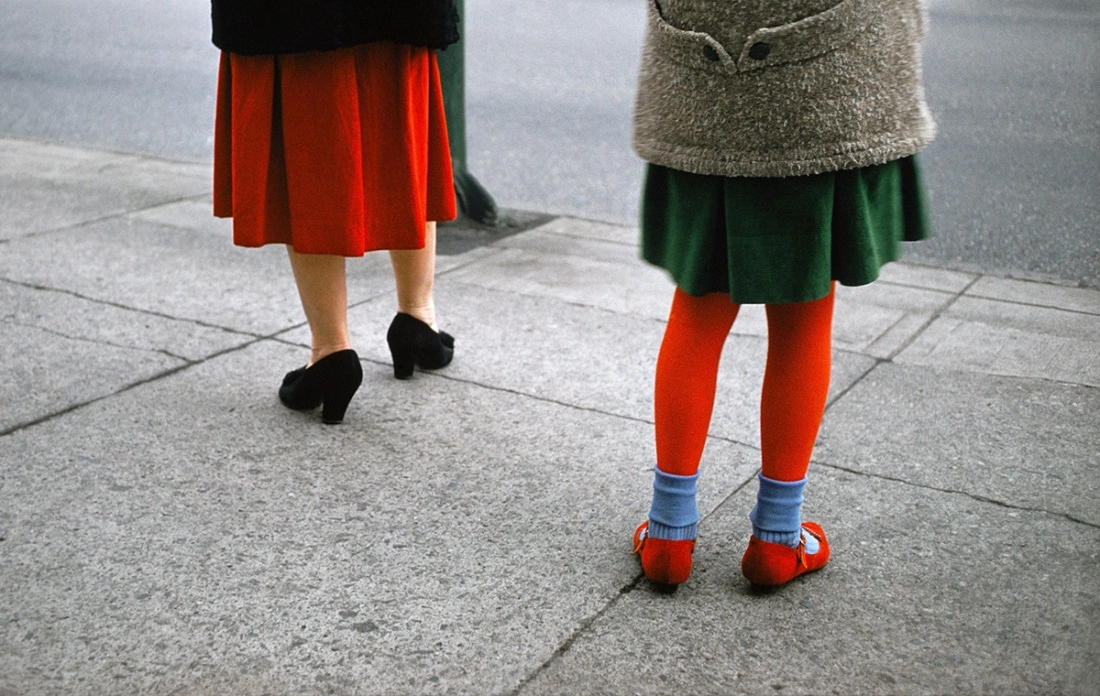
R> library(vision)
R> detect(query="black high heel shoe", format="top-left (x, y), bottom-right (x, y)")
top-left (386, 313), bottom-right (454, 380)
top-left (278, 349), bottom-right (363, 424)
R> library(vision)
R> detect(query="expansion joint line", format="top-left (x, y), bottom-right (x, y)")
top-left (0, 334), bottom-right (271, 439)
top-left (883, 274), bottom-right (981, 363)
top-left (6, 191), bottom-right (210, 244)
top-left (0, 276), bottom-right (261, 337)
top-left (509, 576), bottom-right (643, 696)
top-left (510, 473), bottom-right (759, 695)
top-left (824, 274), bottom-right (984, 416)
top-left (408, 368), bottom-right (660, 426)
top-left (818, 460), bottom-right (1100, 529)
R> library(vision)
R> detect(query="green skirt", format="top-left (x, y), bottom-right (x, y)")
top-left (641, 156), bottom-right (932, 304)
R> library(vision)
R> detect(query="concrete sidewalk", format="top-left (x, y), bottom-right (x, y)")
top-left (0, 136), bottom-right (1097, 695)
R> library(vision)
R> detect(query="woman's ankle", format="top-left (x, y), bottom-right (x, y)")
top-left (397, 304), bottom-right (437, 331)
top-left (309, 342), bottom-right (353, 366)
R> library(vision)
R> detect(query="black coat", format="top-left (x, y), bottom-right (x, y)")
top-left (211, 0), bottom-right (460, 55)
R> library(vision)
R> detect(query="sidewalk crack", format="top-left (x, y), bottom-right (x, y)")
top-left (0, 335), bottom-right (268, 438)
top-left (509, 576), bottom-right (643, 696)
top-left (3, 191), bottom-right (209, 242)
top-left (819, 461), bottom-right (1099, 529)
top-left (510, 473), bottom-right (756, 695)
top-left (824, 357), bottom-right (884, 415)
top-left (822, 275), bottom-right (984, 414)
top-left (880, 274), bottom-right (982, 363)
top-left (1, 277), bottom-right (260, 339)
top-left (4, 319), bottom-right (193, 363)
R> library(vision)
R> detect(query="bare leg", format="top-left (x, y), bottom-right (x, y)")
top-left (286, 247), bottom-right (351, 366)
top-left (389, 221), bottom-right (439, 330)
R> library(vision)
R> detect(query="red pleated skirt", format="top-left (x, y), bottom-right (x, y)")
top-left (213, 43), bottom-right (457, 256)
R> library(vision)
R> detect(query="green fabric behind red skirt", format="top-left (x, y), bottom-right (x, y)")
top-left (641, 156), bottom-right (932, 304)
top-left (213, 43), bottom-right (457, 257)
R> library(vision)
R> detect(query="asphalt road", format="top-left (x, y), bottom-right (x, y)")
top-left (0, 0), bottom-right (1096, 287)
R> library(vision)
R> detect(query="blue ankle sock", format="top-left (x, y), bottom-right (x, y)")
top-left (749, 473), bottom-right (807, 549)
top-left (647, 467), bottom-right (699, 541)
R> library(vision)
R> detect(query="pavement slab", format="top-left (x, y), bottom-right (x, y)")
top-left (0, 339), bottom-right (754, 696)
top-left (875, 262), bottom-right (978, 294)
top-left (0, 195), bottom-right (480, 345)
top-left (0, 279), bottom-right (244, 365)
top-left (518, 466), bottom-right (1100, 696)
top-left (0, 278), bottom-right (242, 435)
top-left (966, 276), bottom-right (1100, 316)
top-left (0, 139), bottom-right (209, 241)
top-left (444, 245), bottom-right (674, 322)
top-left (897, 295), bottom-right (1100, 386)
top-left (0, 316), bottom-right (182, 436)
top-left (1, 138), bottom-right (1098, 695)
top-left (815, 363), bottom-right (1100, 526)
top-left (0, 215), bottom-right (305, 337)
top-left (833, 282), bottom-right (956, 359)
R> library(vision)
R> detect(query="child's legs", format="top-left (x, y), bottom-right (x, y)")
top-left (760, 286), bottom-right (835, 482)
top-left (655, 287), bottom-right (740, 477)
top-left (640, 287), bottom-right (738, 582)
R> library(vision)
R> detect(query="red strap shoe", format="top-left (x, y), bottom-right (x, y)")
top-left (633, 521), bottom-right (696, 591)
top-left (741, 521), bottom-right (830, 588)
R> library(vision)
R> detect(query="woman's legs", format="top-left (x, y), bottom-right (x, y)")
top-left (288, 221), bottom-right (447, 382)
top-left (389, 221), bottom-right (439, 330)
top-left (286, 248), bottom-right (351, 366)
top-left (288, 221), bottom-right (444, 359)
top-left (281, 247), bottom-right (361, 424)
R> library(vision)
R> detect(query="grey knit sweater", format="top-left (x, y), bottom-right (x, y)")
top-left (633, 0), bottom-right (936, 178)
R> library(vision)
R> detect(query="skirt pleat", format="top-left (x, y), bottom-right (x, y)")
top-left (213, 43), bottom-right (456, 256)
top-left (641, 157), bottom-right (932, 304)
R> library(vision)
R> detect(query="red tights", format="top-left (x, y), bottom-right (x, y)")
top-left (654, 286), bottom-right (835, 482)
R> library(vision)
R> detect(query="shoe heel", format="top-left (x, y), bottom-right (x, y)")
top-left (390, 347), bottom-right (415, 380)
top-left (387, 312), bottom-right (453, 379)
top-left (321, 394), bottom-right (353, 424)
top-left (320, 360), bottom-right (362, 425)
top-left (633, 521), bottom-right (695, 591)
top-left (280, 349), bottom-right (361, 424)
